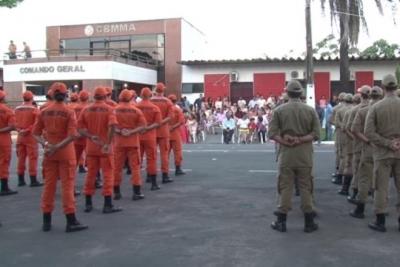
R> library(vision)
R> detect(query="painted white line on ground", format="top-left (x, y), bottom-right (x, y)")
top-left (169, 169), bottom-right (192, 172)
top-left (248, 170), bottom-right (277, 173)
top-left (183, 149), bottom-right (332, 153)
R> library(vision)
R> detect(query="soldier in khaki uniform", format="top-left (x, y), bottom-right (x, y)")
top-left (345, 92), bottom-right (366, 202)
top-left (330, 92), bottom-right (346, 184)
top-left (268, 80), bottom-right (320, 233)
top-left (350, 86), bottom-right (383, 218)
top-left (365, 74), bottom-right (400, 232)
top-left (335, 94), bottom-right (353, 194)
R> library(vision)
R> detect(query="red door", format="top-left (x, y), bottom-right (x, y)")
top-left (253, 73), bottom-right (285, 98)
top-left (355, 71), bottom-right (374, 92)
top-left (314, 72), bottom-right (331, 104)
top-left (204, 74), bottom-right (230, 101)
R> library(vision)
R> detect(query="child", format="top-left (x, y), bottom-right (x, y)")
top-left (248, 117), bottom-right (257, 143)
top-left (187, 113), bottom-right (198, 144)
top-left (257, 116), bottom-right (267, 144)
top-left (197, 112), bottom-right (207, 142)
top-left (237, 114), bottom-right (250, 144)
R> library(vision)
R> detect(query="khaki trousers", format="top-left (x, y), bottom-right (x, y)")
top-left (373, 159), bottom-right (400, 215)
top-left (357, 158), bottom-right (374, 203)
top-left (277, 167), bottom-right (314, 214)
top-left (350, 152), bottom-right (361, 189)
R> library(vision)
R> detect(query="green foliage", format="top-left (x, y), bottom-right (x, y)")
top-left (312, 34), bottom-right (359, 58)
top-left (0, 0), bottom-right (24, 8)
top-left (360, 39), bottom-right (400, 58)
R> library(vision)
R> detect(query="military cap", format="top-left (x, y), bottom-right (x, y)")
top-left (338, 92), bottom-right (346, 101)
top-left (371, 86), bottom-right (383, 96)
top-left (286, 80), bottom-right (303, 93)
top-left (353, 93), bottom-right (361, 103)
top-left (359, 85), bottom-right (371, 95)
top-left (382, 74), bottom-right (398, 89)
top-left (344, 93), bottom-right (353, 102)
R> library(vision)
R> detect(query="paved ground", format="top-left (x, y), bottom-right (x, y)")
top-left (1, 137), bottom-right (400, 267)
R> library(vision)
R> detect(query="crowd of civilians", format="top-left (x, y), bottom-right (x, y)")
top-left (176, 93), bottom-right (338, 144)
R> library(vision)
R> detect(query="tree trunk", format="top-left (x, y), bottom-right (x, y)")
top-left (339, 16), bottom-right (351, 92)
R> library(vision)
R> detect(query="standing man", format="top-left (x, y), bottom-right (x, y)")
top-left (350, 86), bottom-right (382, 218)
top-left (15, 90), bottom-right (42, 187)
top-left (168, 94), bottom-right (186, 176)
top-left (105, 87), bottom-right (118, 108)
top-left (78, 87), bottom-right (122, 214)
top-left (113, 89), bottom-right (147, 200)
top-left (268, 80), bottom-right (320, 233)
top-left (8, 40), bottom-right (17, 59)
top-left (136, 87), bottom-right (162, 190)
top-left (72, 90), bottom-right (90, 174)
top-left (330, 92), bottom-right (346, 183)
top-left (193, 94), bottom-right (203, 112)
top-left (365, 75), bottom-right (400, 232)
top-left (0, 91), bottom-right (17, 196)
top-left (32, 82), bottom-right (88, 232)
top-left (151, 83), bottom-right (174, 183)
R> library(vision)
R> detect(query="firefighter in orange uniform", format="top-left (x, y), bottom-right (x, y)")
top-left (151, 83), bottom-right (174, 183)
top-left (32, 82), bottom-right (88, 233)
top-left (168, 94), bottom-right (186, 176)
top-left (15, 91), bottom-right (43, 187)
top-left (0, 91), bottom-right (17, 196)
top-left (40, 89), bottom-right (54, 110)
top-left (78, 87), bottom-right (122, 214)
top-left (136, 87), bottom-right (162, 190)
top-left (113, 89), bottom-right (147, 200)
top-left (73, 90), bottom-right (90, 174)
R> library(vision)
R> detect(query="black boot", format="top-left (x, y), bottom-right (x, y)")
top-left (42, 213), bottom-right (52, 232)
top-left (84, 195), bottom-right (93, 213)
top-left (113, 186), bottom-right (122, 200)
top-left (304, 212), bottom-right (318, 233)
top-left (102, 196), bottom-right (122, 214)
top-left (338, 175), bottom-right (351, 195)
top-left (78, 165), bottom-right (87, 173)
top-left (18, 174), bottom-right (26, 186)
top-left (368, 214), bottom-right (386, 232)
top-left (175, 166), bottom-right (186, 176)
top-left (332, 174), bottom-right (343, 185)
top-left (132, 185), bottom-right (145, 201)
top-left (350, 203), bottom-right (365, 219)
top-left (0, 179), bottom-right (18, 196)
top-left (271, 212), bottom-right (287, 232)
top-left (347, 188), bottom-right (359, 204)
top-left (65, 213), bottom-right (88, 233)
top-left (146, 174), bottom-right (151, 183)
top-left (162, 173), bottom-right (173, 184)
top-left (29, 176), bottom-right (43, 187)
top-left (150, 175), bottom-right (160, 191)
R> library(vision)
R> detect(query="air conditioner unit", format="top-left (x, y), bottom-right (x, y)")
top-left (290, 70), bottom-right (299, 79)
top-left (230, 71), bottom-right (239, 82)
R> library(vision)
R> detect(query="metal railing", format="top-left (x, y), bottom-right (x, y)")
top-left (3, 48), bottom-right (160, 67)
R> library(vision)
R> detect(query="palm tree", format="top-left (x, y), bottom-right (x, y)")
top-left (319, 0), bottom-right (397, 91)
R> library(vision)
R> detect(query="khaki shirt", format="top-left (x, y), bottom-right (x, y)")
top-left (347, 101), bottom-right (369, 153)
top-left (336, 103), bottom-right (352, 148)
top-left (352, 100), bottom-right (380, 160)
top-left (365, 95), bottom-right (400, 160)
top-left (330, 102), bottom-right (342, 126)
top-left (268, 99), bottom-right (320, 168)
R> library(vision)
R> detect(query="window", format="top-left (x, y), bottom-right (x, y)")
top-left (64, 38), bottom-right (90, 55)
top-left (182, 83), bottom-right (204, 94)
top-left (131, 35), bottom-right (158, 48)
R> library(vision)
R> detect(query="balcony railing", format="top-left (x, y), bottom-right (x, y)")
top-left (3, 48), bottom-right (160, 68)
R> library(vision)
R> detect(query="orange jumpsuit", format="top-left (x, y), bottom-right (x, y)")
top-left (32, 102), bottom-right (77, 214)
top-left (71, 101), bottom-right (88, 166)
top-left (39, 99), bottom-right (53, 180)
top-left (114, 102), bottom-right (147, 186)
top-left (0, 103), bottom-right (16, 180)
top-left (151, 96), bottom-right (173, 174)
top-left (136, 100), bottom-right (162, 175)
top-left (15, 103), bottom-right (39, 177)
top-left (169, 105), bottom-right (185, 167)
top-left (78, 101), bottom-right (117, 197)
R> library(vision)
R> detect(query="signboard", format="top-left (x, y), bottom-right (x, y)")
top-left (4, 61), bottom-right (156, 85)
top-left (84, 23), bottom-right (136, 37)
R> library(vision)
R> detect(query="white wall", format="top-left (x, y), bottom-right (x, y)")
top-left (181, 19), bottom-right (208, 61)
top-left (4, 61), bottom-right (157, 85)
top-left (182, 60), bottom-right (400, 83)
